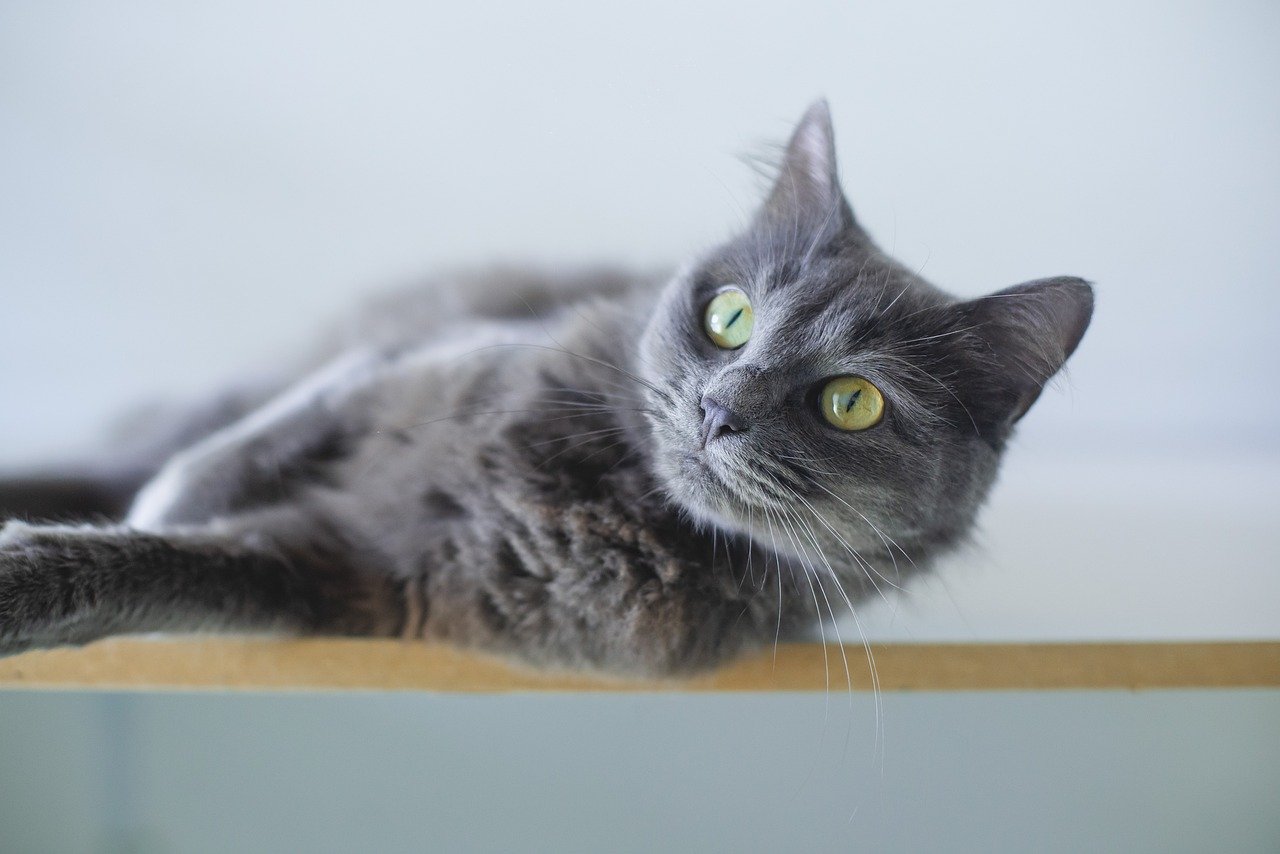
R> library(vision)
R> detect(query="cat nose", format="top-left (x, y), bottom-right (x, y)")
top-left (699, 396), bottom-right (748, 446)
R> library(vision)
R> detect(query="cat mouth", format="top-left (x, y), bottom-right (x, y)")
top-left (671, 451), bottom-right (754, 531)
top-left (681, 451), bottom-right (722, 483)
top-left (679, 450), bottom-right (750, 506)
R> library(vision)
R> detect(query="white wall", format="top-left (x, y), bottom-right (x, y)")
top-left (2, 0), bottom-right (1278, 461)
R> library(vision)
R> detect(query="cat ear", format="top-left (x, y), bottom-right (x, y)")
top-left (955, 277), bottom-right (1095, 427)
top-left (754, 100), bottom-right (856, 243)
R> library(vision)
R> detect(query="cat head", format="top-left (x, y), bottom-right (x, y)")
top-left (637, 101), bottom-right (1093, 566)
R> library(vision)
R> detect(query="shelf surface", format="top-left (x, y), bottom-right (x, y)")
top-left (1, 638), bottom-right (1276, 693)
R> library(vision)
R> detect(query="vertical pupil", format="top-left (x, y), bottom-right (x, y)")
top-left (844, 389), bottom-right (861, 413)
top-left (725, 307), bottom-right (743, 328)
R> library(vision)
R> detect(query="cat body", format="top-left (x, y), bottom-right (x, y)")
top-left (0, 103), bottom-right (1093, 674)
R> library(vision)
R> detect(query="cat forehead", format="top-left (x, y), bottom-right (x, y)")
top-left (698, 252), bottom-right (946, 335)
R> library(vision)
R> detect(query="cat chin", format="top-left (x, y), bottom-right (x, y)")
top-left (647, 437), bottom-right (765, 536)
top-left (675, 496), bottom-right (750, 539)
top-left (660, 454), bottom-right (757, 537)
top-left (668, 487), bottom-right (813, 564)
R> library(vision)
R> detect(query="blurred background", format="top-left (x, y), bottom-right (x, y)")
top-left (1, 1), bottom-right (1277, 851)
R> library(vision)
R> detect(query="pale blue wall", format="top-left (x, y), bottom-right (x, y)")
top-left (1, 690), bottom-right (1277, 852)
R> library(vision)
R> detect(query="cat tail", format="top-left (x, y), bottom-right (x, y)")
top-left (0, 380), bottom-right (290, 524)
top-left (0, 517), bottom-right (404, 657)
top-left (0, 468), bottom-right (149, 523)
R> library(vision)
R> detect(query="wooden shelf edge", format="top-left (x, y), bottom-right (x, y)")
top-left (0, 639), bottom-right (1277, 694)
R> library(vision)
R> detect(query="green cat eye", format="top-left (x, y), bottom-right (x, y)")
top-left (819, 376), bottom-right (885, 431)
top-left (703, 288), bottom-right (754, 349)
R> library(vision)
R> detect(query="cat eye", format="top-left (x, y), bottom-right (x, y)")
top-left (819, 376), bottom-right (885, 431)
top-left (703, 288), bottom-right (754, 349)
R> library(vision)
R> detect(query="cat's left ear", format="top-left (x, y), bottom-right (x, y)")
top-left (754, 100), bottom-right (857, 243)
top-left (955, 277), bottom-right (1095, 428)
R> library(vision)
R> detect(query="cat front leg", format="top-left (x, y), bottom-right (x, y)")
top-left (0, 514), bottom-right (401, 657)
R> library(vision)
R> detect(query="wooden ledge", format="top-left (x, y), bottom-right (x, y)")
top-left (1, 639), bottom-right (1277, 693)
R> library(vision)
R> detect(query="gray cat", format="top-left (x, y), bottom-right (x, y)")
top-left (0, 102), bottom-right (1092, 675)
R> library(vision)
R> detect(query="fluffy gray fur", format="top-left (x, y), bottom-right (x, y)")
top-left (0, 102), bottom-right (1093, 675)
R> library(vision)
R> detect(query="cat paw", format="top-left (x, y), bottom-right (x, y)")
top-left (0, 533), bottom-right (78, 656)
top-left (0, 554), bottom-right (33, 657)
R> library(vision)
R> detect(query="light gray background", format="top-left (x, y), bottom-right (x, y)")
top-left (2, 2), bottom-right (1277, 851)
top-left (2, 0), bottom-right (1278, 456)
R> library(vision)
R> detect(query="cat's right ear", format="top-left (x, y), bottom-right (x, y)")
top-left (752, 100), bottom-right (857, 245)
top-left (954, 276), bottom-right (1095, 430)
